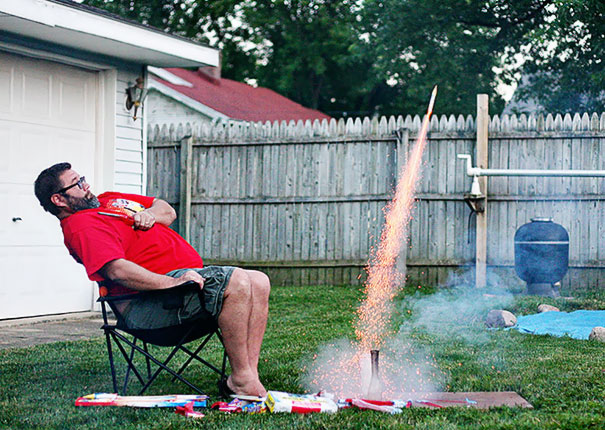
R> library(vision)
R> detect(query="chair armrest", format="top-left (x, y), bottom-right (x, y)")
top-left (146, 281), bottom-right (201, 310)
top-left (152, 280), bottom-right (200, 296)
top-left (97, 280), bottom-right (200, 304)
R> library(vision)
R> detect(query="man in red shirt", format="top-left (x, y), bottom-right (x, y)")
top-left (34, 162), bottom-right (269, 398)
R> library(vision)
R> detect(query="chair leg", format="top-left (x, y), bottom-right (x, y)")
top-left (110, 332), bottom-right (147, 388)
top-left (220, 349), bottom-right (228, 383)
top-left (122, 337), bottom-right (138, 395)
top-left (103, 324), bottom-right (227, 395)
top-left (136, 325), bottom-right (206, 395)
top-left (177, 330), bottom-right (228, 379)
top-left (180, 344), bottom-right (225, 375)
top-left (216, 330), bottom-right (228, 383)
top-left (138, 343), bottom-right (184, 394)
top-left (143, 342), bottom-right (151, 379)
top-left (109, 329), bottom-right (205, 394)
top-left (103, 328), bottom-right (119, 394)
top-left (101, 301), bottom-right (120, 394)
top-left (171, 331), bottom-right (214, 381)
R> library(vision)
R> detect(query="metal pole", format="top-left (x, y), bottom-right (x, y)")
top-left (458, 154), bottom-right (605, 177)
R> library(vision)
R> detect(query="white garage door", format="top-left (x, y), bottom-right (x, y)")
top-left (0, 52), bottom-right (98, 319)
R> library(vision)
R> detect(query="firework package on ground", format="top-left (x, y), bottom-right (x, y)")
top-left (75, 390), bottom-right (491, 419)
top-left (74, 391), bottom-right (397, 416)
top-left (75, 393), bottom-right (208, 408)
top-left (265, 391), bottom-right (339, 413)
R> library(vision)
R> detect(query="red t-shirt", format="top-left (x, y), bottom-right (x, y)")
top-left (61, 192), bottom-right (203, 294)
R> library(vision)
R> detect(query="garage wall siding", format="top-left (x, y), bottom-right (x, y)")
top-left (115, 69), bottom-right (144, 194)
top-left (146, 91), bottom-right (213, 126)
top-left (0, 37), bottom-right (146, 195)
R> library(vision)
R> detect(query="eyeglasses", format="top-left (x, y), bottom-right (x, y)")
top-left (55, 176), bottom-right (87, 194)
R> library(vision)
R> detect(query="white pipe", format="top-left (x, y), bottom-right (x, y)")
top-left (457, 154), bottom-right (605, 177)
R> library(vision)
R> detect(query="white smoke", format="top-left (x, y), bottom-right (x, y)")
top-left (302, 269), bottom-right (515, 398)
top-left (302, 337), bottom-right (443, 399)
top-left (400, 270), bottom-right (515, 345)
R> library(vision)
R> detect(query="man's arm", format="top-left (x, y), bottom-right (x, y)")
top-left (133, 198), bottom-right (177, 230)
top-left (100, 258), bottom-right (204, 291)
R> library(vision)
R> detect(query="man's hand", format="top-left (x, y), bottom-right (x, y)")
top-left (146, 199), bottom-right (177, 227)
top-left (133, 210), bottom-right (156, 230)
top-left (174, 270), bottom-right (205, 290)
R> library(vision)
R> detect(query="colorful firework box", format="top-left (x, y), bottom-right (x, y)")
top-left (75, 393), bottom-right (208, 408)
top-left (265, 391), bottom-right (338, 413)
top-left (211, 398), bottom-right (267, 413)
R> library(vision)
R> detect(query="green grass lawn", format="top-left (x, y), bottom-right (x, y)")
top-left (1, 284), bottom-right (604, 429)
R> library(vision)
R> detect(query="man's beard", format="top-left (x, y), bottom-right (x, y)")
top-left (66, 194), bottom-right (100, 212)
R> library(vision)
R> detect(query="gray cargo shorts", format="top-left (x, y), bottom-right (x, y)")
top-left (121, 265), bottom-right (235, 330)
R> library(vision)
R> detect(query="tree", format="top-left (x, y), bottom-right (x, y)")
top-left (359, 0), bottom-right (554, 115)
top-left (81, 0), bottom-right (258, 81)
top-left (82, 0), bottom-right (603, 117)
top-left (518, 0), bottom-right (605, 114)
top-left (82, 0), bottom-right (380, 116)
top-left (242, 0), bottom-right (384, 115)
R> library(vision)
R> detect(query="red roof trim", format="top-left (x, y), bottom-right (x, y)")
top-left (153, 68), bottom-right (331, 123)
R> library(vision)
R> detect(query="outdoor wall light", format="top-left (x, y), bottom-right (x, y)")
top-left (125, 76), bottom-right (148, 121)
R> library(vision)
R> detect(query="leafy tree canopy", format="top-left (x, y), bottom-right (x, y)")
top-left (241, 0), bottom-right (384, 114)
top-left (518, 0), bottom-right (605, 114)
top-left (81, 0), bottom-right (258, 81)
top-left (81, 0), bottom-right (604, 117)
top-left (359, 0), bottom-right (556, 115)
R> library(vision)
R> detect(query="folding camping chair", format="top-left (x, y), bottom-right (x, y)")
top-left (98, 281), bottom-right (227, 395)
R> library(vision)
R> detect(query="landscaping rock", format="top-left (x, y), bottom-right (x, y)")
top-left (589, 327), bottom-right (605, 342)
top-left (537, 304), bottom-right (560, 313)
top-left (486, 310), bottom-right (517, 328)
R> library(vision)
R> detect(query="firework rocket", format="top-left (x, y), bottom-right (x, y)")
top-left (427, 86), bottom-right (437, 116)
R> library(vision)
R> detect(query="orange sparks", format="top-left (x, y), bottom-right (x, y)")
top-left (356, 86), bottom-right (438, 352)
top-left (305, 87), bottom-right (439, 398)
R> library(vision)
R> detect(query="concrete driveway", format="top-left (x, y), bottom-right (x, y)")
top-left (0, 312), bottom-right (110, 349)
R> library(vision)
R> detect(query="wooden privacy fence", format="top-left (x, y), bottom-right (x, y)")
top-left (147, 110), bottom-right (605, 291)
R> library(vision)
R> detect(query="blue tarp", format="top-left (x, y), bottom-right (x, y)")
top-left (512, 310), bottom-right (605, 340)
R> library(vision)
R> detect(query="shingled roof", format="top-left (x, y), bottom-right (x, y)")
top-left (152, 67), bottom-right (331, 123)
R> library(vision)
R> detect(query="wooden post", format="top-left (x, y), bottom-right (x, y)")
top-left (476, 95), bottom-right (489, 288)
top-left (395, 128), bottom-right (410, 273)
top-left (179, 136), bottom-right (193, 243)
top-left (395, 128), bottom-right (409, 181)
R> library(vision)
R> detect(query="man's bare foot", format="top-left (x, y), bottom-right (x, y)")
top-left (227, 375), bottom-right (267, 397)
top-left (255, 380), bottom-right (267, 397)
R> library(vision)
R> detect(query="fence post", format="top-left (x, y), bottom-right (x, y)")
top-left (395, 128), bottom-right (410, 272)
top-left (475, 95), bottom-right (489, 288)
top-left (179, 136), bottom-right (193, 243)
top-left (395, 128), bottom-right (409, 180)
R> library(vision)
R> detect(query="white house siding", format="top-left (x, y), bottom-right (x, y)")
top-left (147, 90), bottom-right (213, 126)
top-left (115, 68), bottom-right (145, 194)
